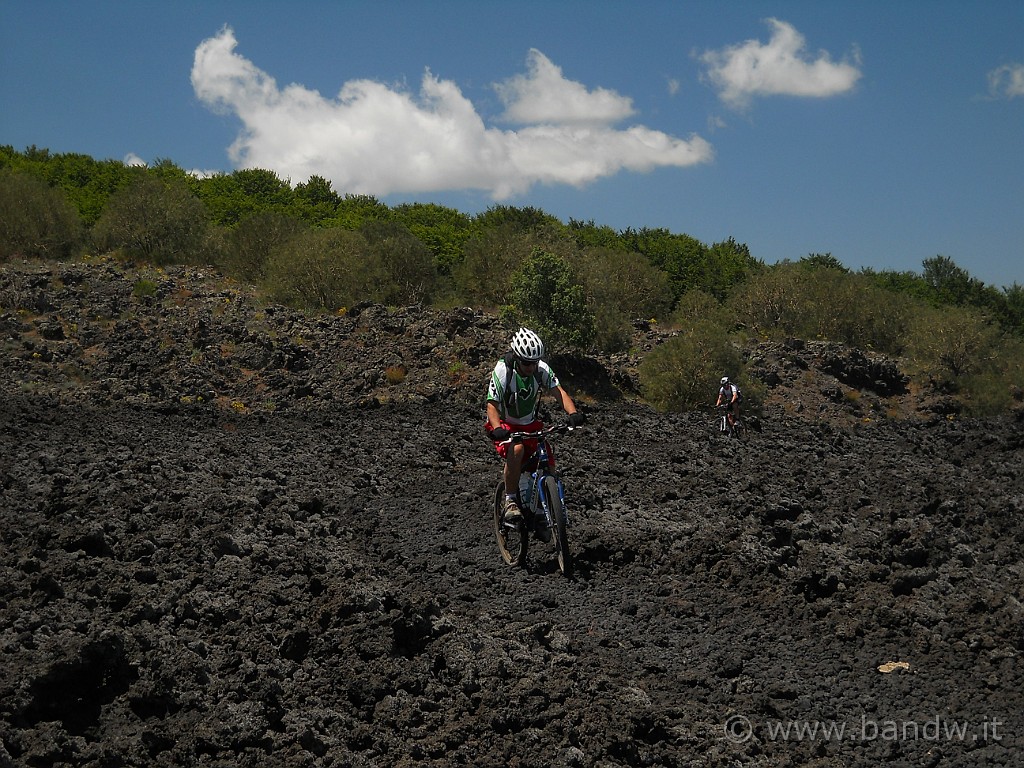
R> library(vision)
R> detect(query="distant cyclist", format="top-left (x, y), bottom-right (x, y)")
top-left (716, 375), bottom-right (742, 430)
top-left (485, 327), bottom-right (584, 534)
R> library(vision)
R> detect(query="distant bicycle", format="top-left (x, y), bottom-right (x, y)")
top-left (492, 424), bottom-right (575, 576)
top-left (716, 405), bottom-right (744, 439)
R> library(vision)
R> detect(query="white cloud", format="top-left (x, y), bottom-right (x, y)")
top-left (988, 63), bottom-right (1024, 99)
top-left (494, 49), bottom-right (636, 125)
top-left (190, 27), bottom-right (712, 199)
top-left (123, 153), bottom-right (147, 167)
top-left (698, 18), bottom-right (862, 109)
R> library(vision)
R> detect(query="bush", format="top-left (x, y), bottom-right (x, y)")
top-left (219, 212), bottom-right (308, 283)
top-left (903, 303), bottom-right (1002, 385)
top-left (639, 318), bottom-right (745, 412)
top-left (262, 228), bottom-right (382, 311)
top-left (576, 246), bottom-right (673, 352)
top-left (504, 248), bottom-right (595, 353)
top-left (360, 220), bottom-right (436, 305)
top-left (727, 262), bottom-right (912, 354)
top-left (0, 171), bottom-right (84, 261)
top-left (92, 174), bottom-right (208, 265)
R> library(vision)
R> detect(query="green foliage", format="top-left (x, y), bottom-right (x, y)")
top-left (360, 220), bottom-right (436, 305)
top-left (0, 171), bottom-right (84, 261)
top-left (799, 252), bottom-right (849, 272)
top-left (218, 212), bottom-right (308, 283)
top-left (92, 174), bottom-right (209, 265)
top-left (727, 262), bottom-right (912, 354)
top-left (922, 255), bottom-right (989, 306)
top-left (903, 303), bottom-right (1002, 383)
top-left (453, 226), bottom-right (563, 307)
top-left (669, 289), bottom-right (729, 328)
top-left (330, 194), bottom-right (392, 230)
top-left (261, 228), bottom-right (380, 311)
top-left (505, 248), bottom-right (595, 353)
top-left (194, 169), bottom-right (294, 226)
top-left (392, 202), bottom-right (472, 275)
top-left (293, 175), bottom-right (341, 225)
top-left (472, 205), bottom-right (565, 235)
top-left (575, 246), bottom-right (673, 352)
top-left (132, 279), bottom-right (158, 299)
top-left (568, 219), bottom-right (623, 250)
top-left (639, 318), bottom-right (744, 412)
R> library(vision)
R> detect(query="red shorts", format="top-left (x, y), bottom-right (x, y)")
top-left (484, 420), bottom-right (554, 469)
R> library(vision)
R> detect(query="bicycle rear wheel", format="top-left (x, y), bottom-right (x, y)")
top-left (493, 481), bottom-right (527, 567)
top-left (542, 475), bottom-right (571, 577)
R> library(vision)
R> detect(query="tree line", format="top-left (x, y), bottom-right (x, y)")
top-left (2, 145), bottom-right (1022, 415)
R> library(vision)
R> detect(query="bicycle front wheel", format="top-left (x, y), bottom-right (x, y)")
top-left (542, 475), bottom-right (571, 577)
top-left (493, 481), bottom-right (527, 567)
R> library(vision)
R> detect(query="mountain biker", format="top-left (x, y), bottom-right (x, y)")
top-left (485, 327), bottom-right (585, 538)
top-left (716, 375), bottom-right (741, 429)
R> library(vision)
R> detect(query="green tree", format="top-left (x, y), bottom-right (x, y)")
top-left (472, 204), bottom-right (564, 236)
top-left (194, 168), bottom-right (294, 226)
top-left (799, 252), bottom-right (849, 272)
top-left (294, 175), bottom-right (340, 225)
top-left (505, 248), bottom-right (595, 353)
top-left (330, 194), bottom-right (392, 230)
top-left (922, 255), bottom-right (987, 306)
top-left (392, 202), bottom-right (472, 275)
top-left (453, 224), bottom-right (575, 308)
top-left (620, 227), bottom-right (707, 301)
top-left (92, 174), bottom-right (209, 264)
top-left (903, 303), bottom-right (1002, 383)
top-left (0, 171), bottom-right (85, 261)
top-left (701, 237), bottom-right (761, 299)
top-left (567, 218), bottom-right (623, 250)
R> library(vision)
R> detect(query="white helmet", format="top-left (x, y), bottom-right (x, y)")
top-left (721, 376), bottom-right (730, 385)
top-left (510, 327), bottom-right (544, 361)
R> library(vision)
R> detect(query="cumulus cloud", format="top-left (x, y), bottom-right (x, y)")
top-left (190, 27), bottom-right (712, 198)
top-left (494, 49), bottom-right (636, 125)
top-left (988, 63), bottom-right (1024, 99)
top-left (698, 18), bottom-right (861, 109)
top-left (123, 153), bottom-right (147, 167)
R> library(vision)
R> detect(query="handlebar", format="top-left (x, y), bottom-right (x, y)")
top-left (496, 423), bottom-right (577, 447)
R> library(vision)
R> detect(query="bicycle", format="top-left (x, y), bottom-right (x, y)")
top-left (716, 404), bottom-right (744, 439)
top-left (492, 424), bottom-right (575, 577)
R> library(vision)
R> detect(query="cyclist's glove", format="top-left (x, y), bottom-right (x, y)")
top-left (567, 412), bottom-right (586, 427)
top-left (490, 427), bottom-right (511, 441)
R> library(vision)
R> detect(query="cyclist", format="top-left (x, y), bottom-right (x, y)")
top-left (716, 375), bottom-right (742, 430)
top-left (485, 327), bottom-right (584, 537)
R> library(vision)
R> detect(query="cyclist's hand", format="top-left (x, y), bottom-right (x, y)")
top-left (490, 427), bottom-right (511, 441)
top-left (567, 412), bottom-right (586, 427)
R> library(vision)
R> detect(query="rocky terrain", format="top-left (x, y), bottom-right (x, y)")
top-left (1, 257), bottom-right (1022, 767)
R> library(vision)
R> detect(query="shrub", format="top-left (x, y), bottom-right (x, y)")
top-left (360, 220), bottom-right (436, 305)
top-left (504, 248), bottom-right (595, 353)
top-left (92, 174), bottom-right (208, 265)
top-left (639, 318), bottom-right (744, 412)
top-left (576, 246), bottom-right (673, 352)
top-left (219, 211), bottom-right (308, 283)
top-left (262, 228), bottom-right (381, 311)
top-left (0, 171), bottom-right (84, 261)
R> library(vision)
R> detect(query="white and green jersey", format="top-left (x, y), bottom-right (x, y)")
top-left (487, 359), bottom-right (559, 425)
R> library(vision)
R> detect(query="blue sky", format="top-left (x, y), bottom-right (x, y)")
top-left (2, 1), bottom-right (1022, 288)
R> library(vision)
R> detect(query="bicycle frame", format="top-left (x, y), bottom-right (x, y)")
top-left (526, 437), bottom-right (565, 531)
top-left (500, 425), bottom-right (571, 529)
